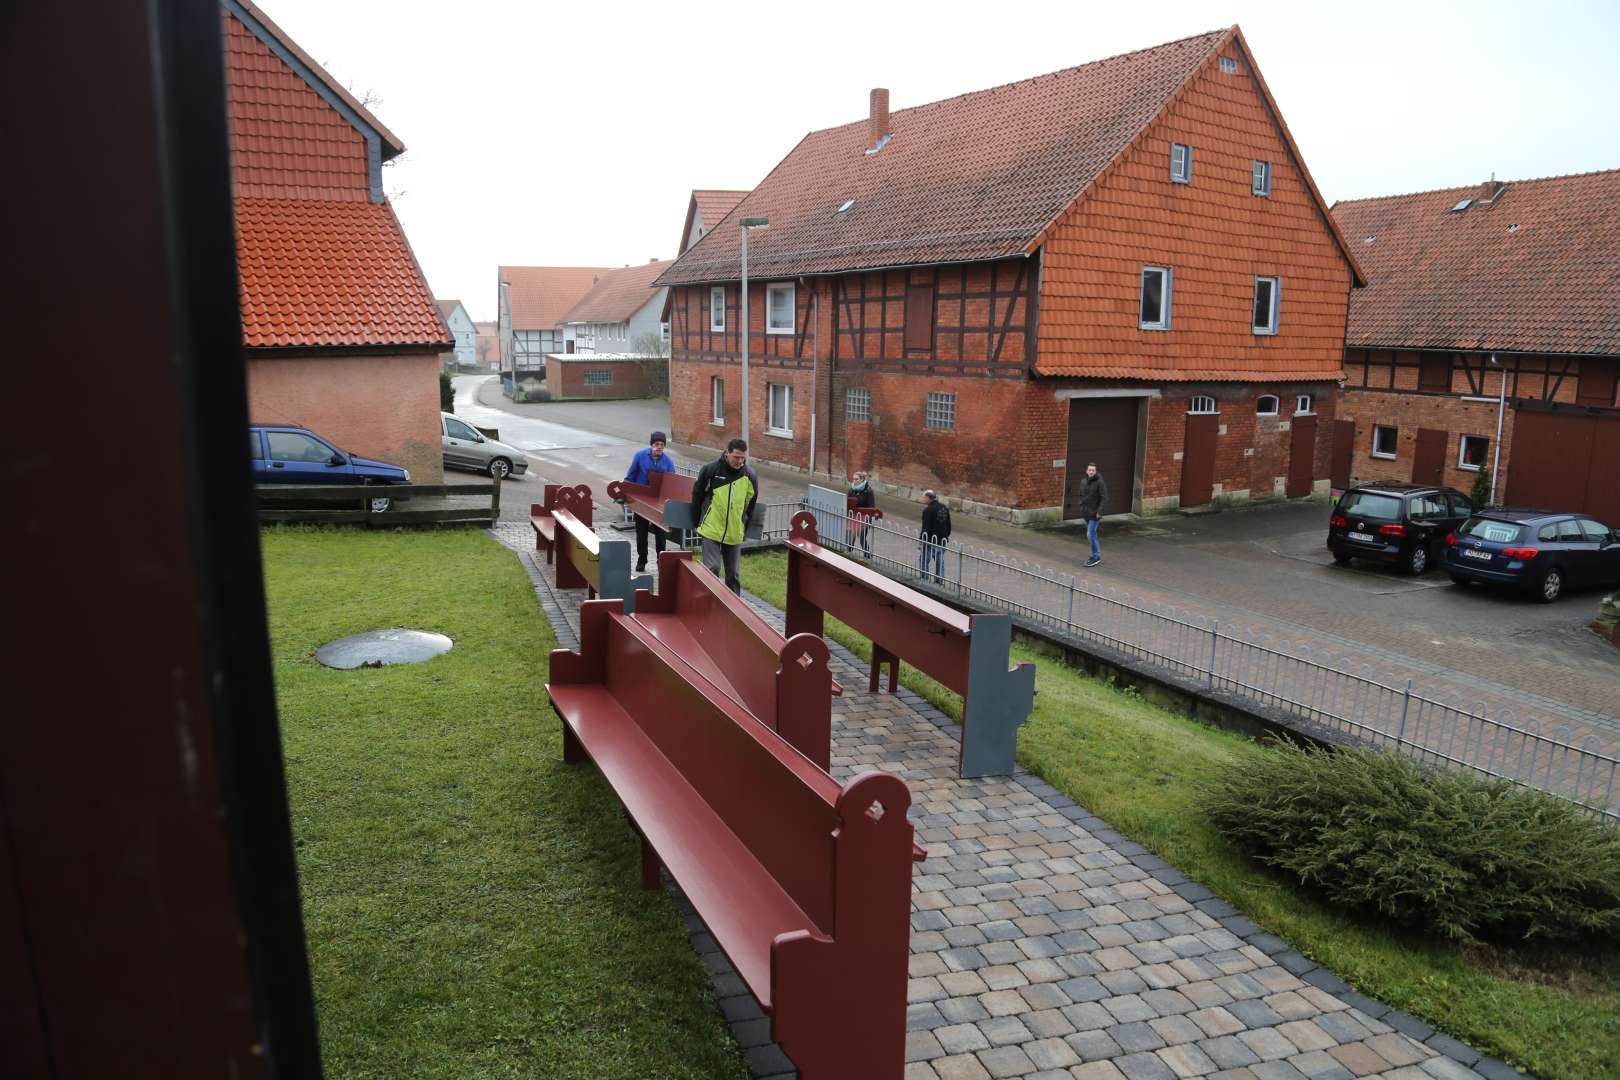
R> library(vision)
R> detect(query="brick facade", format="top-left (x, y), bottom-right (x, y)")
top-left (549, 358), bottom-right (661, 401)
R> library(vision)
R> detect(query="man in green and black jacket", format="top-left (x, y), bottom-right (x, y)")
top-left (690, 438), bottom-right (758, 594)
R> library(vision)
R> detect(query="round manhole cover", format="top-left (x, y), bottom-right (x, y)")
top-left (315, 628), bottom-right (453, 669)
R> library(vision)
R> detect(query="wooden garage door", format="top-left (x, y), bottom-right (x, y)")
top-left (1287, 415), bottom-right (1318, 498)
top-left (1064, 398), bottom-right (1138, 518)
top-left (1330, 418), bottom-right (1355, 490)
top-left (1508, 409), bottom-right (1620, 522)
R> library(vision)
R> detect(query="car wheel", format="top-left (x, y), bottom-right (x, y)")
top-left (1331, 549), bottom-right (1352, 566)
top-left (1536, 566), bottom-right (1563, 603)
top-left (369, 496), bottom-right (391, 514)
top-left (488, 457), bottom-right (512, 480)
top-left (1404, 544), bottom-right (1429, 575)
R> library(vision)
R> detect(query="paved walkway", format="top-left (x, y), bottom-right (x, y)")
top-left (491, 523), bottom-right (1514, 1080)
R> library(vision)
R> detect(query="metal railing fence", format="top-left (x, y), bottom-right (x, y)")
top-left (803, 501), bottom-right (1620, 822)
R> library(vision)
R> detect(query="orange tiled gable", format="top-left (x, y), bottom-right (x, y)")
top-left (1333, 169), bottom-right (1620, 356)
top-left (500, 266), bottom-right (613, 329)
top-left (679, 189), bottom-right (750, 254)
top-left (661, 31), bottom-right (1246, 285)
top-left (236, 198), bottom-right (451, 348)
top-left (562, 261), bottom-right (674, 324)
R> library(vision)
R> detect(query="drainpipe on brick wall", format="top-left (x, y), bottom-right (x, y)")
top-left (1489, 352), bottom-right (1505, 504)
top-left (802, 276), bottom-right (819, 476)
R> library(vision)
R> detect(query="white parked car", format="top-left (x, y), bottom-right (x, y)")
top-left (441, 412), bottom-right (528, 479)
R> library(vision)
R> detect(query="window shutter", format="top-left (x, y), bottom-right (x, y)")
top-left (1418, 354), bottom-right (1451, 393)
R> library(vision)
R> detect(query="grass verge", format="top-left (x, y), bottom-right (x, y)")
top-left (741, 549), bottom-right (1620, 1080)
top-left (264, 526), bottom-right (747, 1079)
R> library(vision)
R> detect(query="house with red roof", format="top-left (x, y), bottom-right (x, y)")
top-left (657, 27), bottom-right (1364, 520)
top-left (678, 190), bottom-right (750, 255)
top-left (224, 0), bottom-right (451, 481)
top-left (1330, 170), bottom-right (1619, 522)
top-left (496, 265), bottom-right (609, 393)
top-left (546, 260), bottom-right (675, 399)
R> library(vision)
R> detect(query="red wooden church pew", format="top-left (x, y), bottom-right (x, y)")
top-left (547, 599), bottom-right (913, 1080)
top-left (529, 483), bottom-right (590, 564)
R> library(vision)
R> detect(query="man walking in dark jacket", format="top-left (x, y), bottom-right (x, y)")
top-left (1078, 462), bottom-right (1107, 567)
top-left (918, 489), bottom-right (951, 584)
top-left (690, 439), bottom-right (758, 594)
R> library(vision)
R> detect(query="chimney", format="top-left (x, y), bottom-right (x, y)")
top-left (1478, 179), bottom-right (1509, 206)
top-left (868, 87), bottom-right (890, 149)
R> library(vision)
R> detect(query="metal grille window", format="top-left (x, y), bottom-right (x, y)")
top-left (1188, 395), bottom-right (1217, 415)
top-left (583, 369), bottom-right (613, 386)
top-left (1170, 143), bottom-right (1192, 183)
top-left (846, 387), bottom-right (870, 421)
top-left (925, 391), bottom-right (956, 430)
top-left (1139, 266), bottom-right (1172, 330)
top-left (1252, 159), bottom-right (1272, 197)
top-left (1252, 276), bottom-right (1280, 335)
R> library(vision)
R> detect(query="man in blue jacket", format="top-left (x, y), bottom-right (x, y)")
top-left (623, 431), bottom-right (676, 571)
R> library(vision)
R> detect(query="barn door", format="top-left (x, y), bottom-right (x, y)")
top-left (1287, 416), bottom-right (1318, 497)
top-left (1509, 409), bottom-right (1620, 522)
top-left (1180, 414), bottom-right (1219, 508)
top-left (1411, 428), bottom-right (1447, 487)
top-left (1064, 398), bottom-right (1139, 518)
top-left (1330, 419), bottom-right (1355, 490)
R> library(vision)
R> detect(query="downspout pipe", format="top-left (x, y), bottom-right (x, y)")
top-left (1489, 352), bottom-right (1506, 504)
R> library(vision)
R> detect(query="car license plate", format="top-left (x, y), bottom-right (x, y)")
top-left (1347, 531), bottom-right (1375, 542)
top-left (1462, 549), bottom-right (1493, 561)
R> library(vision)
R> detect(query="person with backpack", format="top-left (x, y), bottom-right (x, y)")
top-left (689, 438), bottom-right (758, 595)
top-left (918, 489), bottom-right (951, 584)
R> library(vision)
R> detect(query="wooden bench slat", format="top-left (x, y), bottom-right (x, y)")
top-left (550, 683), bottom-right (814, 1006)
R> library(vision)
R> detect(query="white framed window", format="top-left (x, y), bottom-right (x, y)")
top-left (1219, 56), bottom-right (1240, 75)
top-left (1295, 393), bottom-right (1314, 415)
top-left (1458, 434), bottom-right (1489, 471)
top-left (846, 387), bottom-right (870, 422)
top-left (925, 391), bottom-right (956, 430)
top-left (1188, 395), bottom-right (1217, 415)
top-left (1252, 276), bottom-right (1280, 335)
top-left (1140, 266), bottom-right (1172, 330)
top-left (660, 321), bottom-right (670, 343)
top-left (583, 369), bottom-right (613, 386)
top-left (1372, 425), bottom-right (1398, 460)
top-left (1256, 395), bottom-right (1279, 416)
top-left (767, 382), bottom-right (793, 435)
top-left (766, 283), bottom-right (795, 334)
top-left (1170, 143), bottom-right (1192, 183)
top-left (710, 376), bottom-right (724, 424)
top-left (710, 286), bottom-right (726, 332)
top-left (1252, 160), bottom-right (1272, 197)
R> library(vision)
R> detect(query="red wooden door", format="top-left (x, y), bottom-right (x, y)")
top-left (1330, 419), bottom-right (1356, 490)
top-left (1287, 416), bottom-right (1319, 497)
top-left (1508, 409), bottom-right (1620, 522)
top-left (1180, 414), bottom-right (1219, 508)
top-left (1411, 428), bottom-right (1447, 486)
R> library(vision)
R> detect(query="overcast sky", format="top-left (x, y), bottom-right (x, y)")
top-left (256, 0), bottom-right (1620, 322)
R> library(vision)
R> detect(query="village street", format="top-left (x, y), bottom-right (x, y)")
top-left (450, 376), bottom-right (1620, 743)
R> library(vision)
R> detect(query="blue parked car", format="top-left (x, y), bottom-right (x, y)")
top-left (250, 423), bottom-right (410, 512)
top-left (1443, 508), bottom-right (1620, 602)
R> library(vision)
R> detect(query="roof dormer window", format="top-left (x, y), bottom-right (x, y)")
top-left (836, 199), bottom-right (856, 215)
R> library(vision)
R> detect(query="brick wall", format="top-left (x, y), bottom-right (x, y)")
top-left (1337, 387), bottom-right (1514, 495)
top-left (550, 360), bottom-right (658, 400)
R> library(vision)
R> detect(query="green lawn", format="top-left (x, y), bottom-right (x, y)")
top-left (741, 549), bottom-right (1620, 1080)
top-left (263, 527), bottom-right (747, 1079)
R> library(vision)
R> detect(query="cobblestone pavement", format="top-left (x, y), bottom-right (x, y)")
top-left (490, 524), bottom-right (1513, 1080)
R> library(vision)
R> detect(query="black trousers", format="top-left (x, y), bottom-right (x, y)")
top-left (635, 515), bottom-right (666, 567)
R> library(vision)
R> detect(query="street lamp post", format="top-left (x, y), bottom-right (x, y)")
top-left (739, 216), bottom-right (768, 447)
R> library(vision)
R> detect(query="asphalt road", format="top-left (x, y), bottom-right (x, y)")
top-left (449, 377), bottom-right (1620, 725)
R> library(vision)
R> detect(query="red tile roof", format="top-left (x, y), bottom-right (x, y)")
top-left (679, 189), bottom-right (750, 254)
top-left (235, 197), bottom-right (452, 349)
top-left (561, 261), bottom-right (674, 324)
top-left (1333, 170), bottom-right (1620, 356)
top-left (499, 266), bottom-right (611, 329)
top-left (660, 30), bottom-right (1251, 285)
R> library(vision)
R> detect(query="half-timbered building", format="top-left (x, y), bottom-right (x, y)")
top-left (1330, 170), bottom-right (1620, 522)
top-left (657, 27), bottom-right (1363, 520)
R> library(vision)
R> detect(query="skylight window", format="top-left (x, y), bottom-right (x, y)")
top-left (1451, 199), bottom-right (1474, 212)
top-left (836, 199), bottom-right (855, 215)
